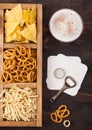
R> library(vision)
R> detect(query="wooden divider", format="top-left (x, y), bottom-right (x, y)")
top-left (0, 9), bottom-right (4, 121)
top-left (37, 4), bottom-right (42, 127)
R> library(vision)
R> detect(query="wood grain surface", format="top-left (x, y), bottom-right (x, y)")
top-left (0, 0), bottom-right (92, 130)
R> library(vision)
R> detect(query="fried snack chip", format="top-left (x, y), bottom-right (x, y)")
top-left (5, 4), bottom-right (37, 43)
top-left (5, 21), bottom-right (19, 36)
top-left (20, 23), bottom-right (36, 43)
top-left (30, 6), bottom-right (36, 24)
top-left (23, 9), bottom-right (31, 25)
top-left (5, 4), bottom-right (23, 24)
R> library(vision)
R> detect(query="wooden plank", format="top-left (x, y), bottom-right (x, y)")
top-left (0, 121), bottom-right (36, 127)
top-left (4, 43), bottom-right (37, 49)
top-left (4, 83), bottom-right (37, 89)
top-left (22, 4), bottom-right (37, 9)
top-left (36, 4), bottom-right (42, 127)
top-left (0, 4), bottom-right (37, 9)
top-left (0, 9), bottom-right (4, 121)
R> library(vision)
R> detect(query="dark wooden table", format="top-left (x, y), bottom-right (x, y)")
top-left (0, 0), bottom-right (92, 130)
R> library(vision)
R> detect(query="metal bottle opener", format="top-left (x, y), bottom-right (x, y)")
top-left (50, 76), bottom-right (77, 102)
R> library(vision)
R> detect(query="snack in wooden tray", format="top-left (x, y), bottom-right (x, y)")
top-left (0, 45), bottom-right (37, 84)
top-left (0, 85), bottom-right (37, 121)
top-left (50, 105), bottom-right (70, 123)
top-left (5, 4), bottom-right (37, 43)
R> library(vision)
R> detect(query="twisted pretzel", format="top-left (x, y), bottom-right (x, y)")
top-left (21, 71), bottom-right (28, 82)
top-left (28, 70), bottom-right (37, 82)
top-left (4, 59), bottom-right (15, 70)
top-left (3, 49), bottom-right (15, 59)
top-left (14, 45), bottom-right (26, 58)
top-left (57, 105), bottom-right (70, 118)
top-left (0, 71), bottom-right (12, 84)
top-left (26, 48), bottom-right (32, 57)
top-left (50, 112), bottom-right (62, 123)
top-left (24, 57), bottom-right (36, 70)
top-left (50, 105), bottom-right (70, 124)
top-left (31, 49), bottom-right (37, 57)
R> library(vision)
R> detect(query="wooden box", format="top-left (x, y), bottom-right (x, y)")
top-left (0, 3), bottom-right (42, 127)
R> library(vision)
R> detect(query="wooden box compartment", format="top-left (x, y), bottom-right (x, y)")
top-left (0, 4), bottom-right (42, 127)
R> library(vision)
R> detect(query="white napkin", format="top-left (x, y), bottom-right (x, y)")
top-left (46, 54), bottom-right (88, 96)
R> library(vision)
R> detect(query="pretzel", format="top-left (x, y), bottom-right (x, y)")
top-left (28, 70), bottom-right (37, 82)
top-left (21, 71), bottom-right (28, 82)
top-left (14, 45), bottom-right (26, 58)
top-left (50, 105), bottom-right (70, 124)
top-left (24, 57), bottom-right (36, 70)
top-left (27, 48), bottom-right (32, 57)
top-left (16, 56), bottom-right (27, 62)
top-left (14, 75), bottom-right (24, 82)
top-left (4, 59), bottom-right (15, 70)
top-left (50, 112), bottom-right (62, 123)
top-left (3, 49), bottom-right (15, 59)
top-left (10, 70), bottom-right (18, 78)
top-left (57, 105), bottom-right (70, 118)
top-left (31, 49), bottom-right (37, 57)
top-left (0, 71), bottom-right (12, 84)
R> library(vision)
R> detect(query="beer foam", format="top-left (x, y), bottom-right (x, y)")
top-left (49, 9), bottom-right (83, 42)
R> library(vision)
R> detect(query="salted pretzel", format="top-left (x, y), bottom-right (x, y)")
top-left (4, 59), bottom-right (15, 70)
top-left (21, 71), bottom-right (28, 82)
top-left (3, 49), bottom-right (15, 59)
top-left (24, 57), bottom-right (36, 70)
top-left (50, 112), bottom-right (62, 123)
top-left (57, 105), bottom-right (70, 118)
top-left (31, 49), bottom-right (37, 57)
top-left (14, 75), bottom-right (23, 82)
top-left (50, 105), bottom-right (70, 124)
top-left (14, 45), bottom-right (26, 58)
top-left (28, 70), bottom-right (37, 82)
top-left (0, 71), bottom-right (12, 84)
top-left (10, 70), bottom-right (18, 78)
top-left (26, 48), bottom-right (32, 57)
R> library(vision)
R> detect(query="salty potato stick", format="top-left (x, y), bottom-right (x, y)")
top-left (20, 103), bottom-right (26, 116)
top-left (11, 104), bottom-right (18, 121)
top-left (6, 91), bottom-right (13, 100)
top-left (15, 105), bottom-right (30, 121)
top-left (13, 105), bottom-right (20, 121)
top-left (13, 90), bottom-right (19, 101)
top-left (0, 99), bottom-right (5, 102)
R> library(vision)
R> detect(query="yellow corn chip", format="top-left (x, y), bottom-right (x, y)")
top-left (5, 4), bottom-right (23, 24)
top-left (13, 26), bottom-right (25, 42)
top-left (5, 31), bottom-right (17, 42)
top-left (20, 23), bottom-right (36, 43)
top-left (23, 9), bottom-right (31, 25)
top-left (5, 21), bottom-right (19, 36)
top-left (30, 6), bottom-right (36, 24)
top-left (5, 10), bottom-right (15, 22)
